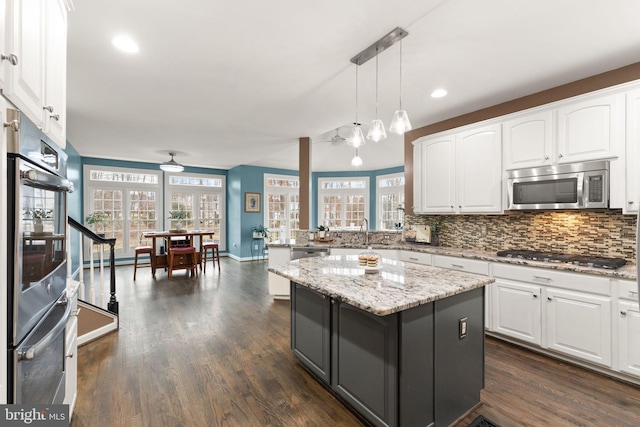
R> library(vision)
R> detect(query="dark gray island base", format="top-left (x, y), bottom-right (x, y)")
top-left (272, 256), bottom-right (493, 427)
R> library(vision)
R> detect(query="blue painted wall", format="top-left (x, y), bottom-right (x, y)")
top-left (64, 141), bottom-right (83, 275)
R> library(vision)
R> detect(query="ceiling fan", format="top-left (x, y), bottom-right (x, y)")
top-left (318, 128), bottom-right (347, 145)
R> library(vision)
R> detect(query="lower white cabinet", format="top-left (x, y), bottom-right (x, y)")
top-left (268, 247), bottom-right (292, 299)
top-left (544, 288), bottom-right (612, 367)
top-left (398, 250), bottom-right (432, 265)
top-left (491, 280), bottom-right (541, 345)
top-left (618, 300), bottom-right (640, 377)
top-left (64, 291), bottom-right (79, 416)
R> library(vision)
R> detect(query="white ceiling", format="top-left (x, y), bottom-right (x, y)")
top-left (66, 0), bottom-right (640, 172)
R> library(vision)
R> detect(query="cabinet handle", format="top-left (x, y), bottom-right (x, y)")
top-left (50, 114), bottom-right (60, 121)
top-left (1, 53), bottom-right (18, 65)
top-left (409, 257), bottom-right (418, 261)
top-left (3, 120), bottom-right (19, 131)
top-left (533, 294), bottom-right (538, 298)
top-left (533, 275), bottom-right (552, 282)
top-left (451, 264), bottom-right (464, 269)
top-left (547, 297), bottom-right (552, 301)
top-left (43, 105), bottom-right (55, 113)
top-left (558, 154), bottom-right (563, 158)
top-left (544, 155), bottom-right (549, 160)
top-left (620, 311), bottom-right (627, 316)
top-left (458, 205), bottom-right (461, 208)
top-left (450, 205), bottom-right (454, 209)
top-left (66, 351), bottom-right (74, 358)
top-left (629, 290), bottom-right (639, 296)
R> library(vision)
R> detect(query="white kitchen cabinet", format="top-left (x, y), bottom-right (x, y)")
top-left (412, 141), bottom-right (423, 213)
top-left (5, 0), bottom-right (46, 126)
top-left (43, 0), bottom-right (66, 147)
top-left (413, 124), bottom-right (502, 214)
top-left (398, 250), bottom-right (432, 265)
top-left (618, 300), bottom-right (640, 377)
top-left (503, 110), bottom-right (554, 169)
top-left (556, 93), bottom-right (624, 164)
top-left (433, 254), bottom-right (489, 276)
top-left (3, 0), bottom-right (67, 148)
top-left (623, 89), bottom-right (640, 214)
top-left (0, 0), bottom-right (10, 90)
top-left (268, 247), bottom-right (291, 299)
top-left (491, 279), bottom-right (541, 345)
top-left (64, 290), bottom-right (78, 416)
top-left (544, 287), bottom-right (612, 367)
top-left (415, 134), bottom-right (456, 213)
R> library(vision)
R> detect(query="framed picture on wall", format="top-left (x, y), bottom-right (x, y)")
top-left (245, 192), bottom-right (260, 212)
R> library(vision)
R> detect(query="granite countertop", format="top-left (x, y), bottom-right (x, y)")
top-left (269, 255), bottom-right (494, 316)
top-left (269, 241), bottom-right (637, 280)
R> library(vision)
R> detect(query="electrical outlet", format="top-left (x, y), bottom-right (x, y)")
top-left (480, 224), bottom-right (487, 237)
top-left (459, 317), bottom-right (468, 339)
top-left (254, 244), bottom-right (258, 250)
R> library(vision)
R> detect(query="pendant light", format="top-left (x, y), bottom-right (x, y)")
top-left (347, 65), bottom-right (365, 148)
top-left (160, 152), bottom-right (184, 172)
top-left (351, 148), bottom-right (363, 167)
top-left (367, 50), bottom-right (387, 142)
top-left (389, 40), bottom-right (412, 135)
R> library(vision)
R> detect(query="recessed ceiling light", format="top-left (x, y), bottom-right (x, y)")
top-left (431, 88), bottom-right (448, 98)
top-left (112, 35), bottom-right (139, 53)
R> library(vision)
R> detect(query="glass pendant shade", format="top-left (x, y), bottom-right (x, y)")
top-left (160, 152), bottom-right (184, 172)
top-left (367, 119), bottom-right (387, 142)
top-left (348, 125), bottom-right (365, 148)
top-left (389, 109), bottom-right (412, 135)
top-left (351, 149), bottom-right (363, 167)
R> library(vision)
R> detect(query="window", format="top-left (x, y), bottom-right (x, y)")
top-left (165, 172), bottom-right (226, 251)
top-left (264, 174), bottom-right (299, 243)
top-left (84, 166), bottom-right (162, 256)
top-left (318, 177), bottom-right (369, 229)
top-left (377, 173), bottom-right (405, 231)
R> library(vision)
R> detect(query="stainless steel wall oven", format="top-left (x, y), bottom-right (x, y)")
top-left (5, 109), bottom-right (73, 404)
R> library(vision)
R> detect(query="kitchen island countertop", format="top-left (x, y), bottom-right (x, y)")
top-left (269, 255), bottom-right (494, 316)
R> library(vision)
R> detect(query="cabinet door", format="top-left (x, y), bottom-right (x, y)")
top-left (503, 111), bottom-right (553, 169)
top-left (6, 0), bottom-right (46, 126)
top-left (556, 93), bottom-right (624, 164)
top-left (421, 136), bottom-right (456, 213)
top-left (545, 288), bottom-right (612, 367)
top-left (332, 301), bottom-right (398, 427)
top-left (491, 279), bottom-right (541, 345)
top-left (64, 314), bottom-right (78, 412)
top-left (412, 142), bottom-right (423, 213)
top-left (43, 0), bottom-right (66, 148)
top-left (624, 89), bottom-right (640, 214)
top-left (291, 283), bottom-right (331, 383)
top-left (0, 0), bottom-right (9, 89)
top-left (456, 124), bottom-right (502, 213)
top-left (618, 300), bottom-right (640, 377)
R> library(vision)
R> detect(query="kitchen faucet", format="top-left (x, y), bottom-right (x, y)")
top-left (360, 218), bottom-right (369, 245)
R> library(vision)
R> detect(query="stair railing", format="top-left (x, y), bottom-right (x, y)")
top-left (68, 217), bottom-right (119, 314)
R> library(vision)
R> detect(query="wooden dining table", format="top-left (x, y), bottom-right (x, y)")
top-left (141, 230), bottom-right (215, 271)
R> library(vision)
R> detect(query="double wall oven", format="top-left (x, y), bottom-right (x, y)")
top-left (6, 109), bottom-right (73, 404)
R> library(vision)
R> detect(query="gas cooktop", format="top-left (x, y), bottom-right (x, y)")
top-left (496, 249), bottom-right (627, 270)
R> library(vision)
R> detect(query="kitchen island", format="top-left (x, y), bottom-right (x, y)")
top-left (269, 255), bottom-right (495, 427)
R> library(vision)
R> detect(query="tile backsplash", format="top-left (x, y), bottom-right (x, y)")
top-left (406, 210), bottom-right (637, 263)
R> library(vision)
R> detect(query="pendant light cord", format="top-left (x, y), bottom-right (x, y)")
top-left (399, 40), bottom-right (403, 110)
top-left (355, 65), bottom-right (359, 124)
top-left (375, 48), bottom-right (379, 118)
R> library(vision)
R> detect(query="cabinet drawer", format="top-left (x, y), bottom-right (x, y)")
top-left (399, 251), bottom-right (432, 265)
top-left (617, 279), bottom-right (640, 302)
top-left (492, 263), bottom-right (611, 296)
top-left (433, 255), bottom-right (488, 276)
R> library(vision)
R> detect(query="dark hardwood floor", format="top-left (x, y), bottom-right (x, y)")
top-left (71, 259), bottom-right (640, 427)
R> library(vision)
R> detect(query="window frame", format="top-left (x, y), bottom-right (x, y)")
top-left (317, 176), bottom-right (370, 230)
top-left (376, 172), bottom-right (405, 231)
top-left (83, 165), bottom-right (163, 257)
top-left (263, 173), bottom-right (299, 243)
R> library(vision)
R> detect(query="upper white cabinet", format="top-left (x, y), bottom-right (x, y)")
top-left (0, 0), bottom-right (11, 90)
top-left (503, 110), bottom-right (554, 169)
top-left (556, 93), bottom-right (624, 164)
top-left (624, 89), bottom-right (640, 214)
top-left (2, 0), bottom-right (67, 148)
top-left (43, 0), bottom-right (66, 146)
top-left (414, 124), bottom-right (502, 214)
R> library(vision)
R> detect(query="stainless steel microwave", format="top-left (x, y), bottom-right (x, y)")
top-left (507, 160), bottom-right (609, 210)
